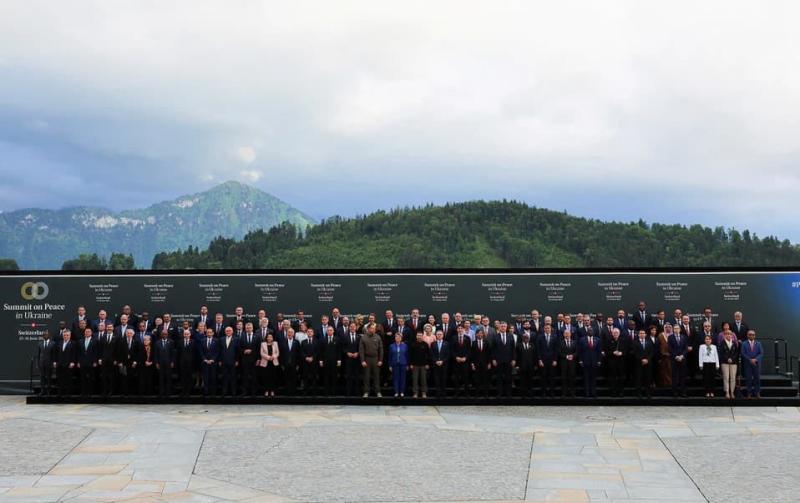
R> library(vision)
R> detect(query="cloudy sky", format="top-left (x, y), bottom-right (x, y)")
top-left (1, 1), bottom-right (799, 239)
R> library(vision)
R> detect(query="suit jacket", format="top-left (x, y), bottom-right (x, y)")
top-left (76, 337), bottom-right (98, 367)
top-left (320, 335), bottom-right (341, 363)
top-left (491, 332), bottom-right (515, 363)
top-left (193, 315), bottom-right (211, 330)
top-left (633, 311), bottom-right (652, 331)
top-left (395, 325), bottom-right (413, 343)
top-left (118, 337), bottom-right (142, 368)
top-left (114, 324), bottom-right (135, 339)
top-left (210, 322), bottom-right (227, 338)
top-left (98, 333), bottom-right (119, 364)
top-left (200, 337), bottom-right (220, 363)
top-left (470, 339), bottom-right (491, 367)
top-left (559, 337), bottom-right (578, 362)
top-left (632, 337), bottom-right (655, 362)
top-left (154, 338), bottom-right (176, 367)
top-left (451, 335), bottom-right (472, 362)
top-left (668, 333), bottom-right (689, 359)
top-left (71, 317), bottom-right (91, 335)
top-left (219, 336), bottom-right (239, 366)
top-left (430, 340), bottom-right (450, 364)
top-left (536, 333), bottom-right (558, 363)
top-left (717, 340), bottom-right (740, 364)
top-left (740, 339), bottom-right (763, 364)
top-left (178, 339), bottom-right (196, 371)
top-left (238, 332), bottom-right (262, 365)
top-left (604, 336), bottom-right (629, 361)
top-left (578, 336), bottom-right (602, 366)
top-left (38, 339), bottom-right (56, 369)
top-left (301, 337), bottom-right (320, 363)
top-left (516, 340), bottom-right (538, 371)
top-left (55, 339), bottom-right (77, 367)
top-left (228, 315), bottom-right (249, 329)
top-left (279, 338), bottom-right (302, 366)
top-left (388, 342), bottom-right (408, 366)
top-left (731, 321), bottom-right (749, 341)
top-left (530, 319), bottom-right (545, 336)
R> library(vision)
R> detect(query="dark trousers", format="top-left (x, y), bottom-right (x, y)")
top-left (240, 361), bottom-right (257, 396)
top-left (345, 358), bottom-right (360, 396)
top-left (180, 367), bottom-right (193, 396)
top-left (495, 362), bottom-right (512, 397)
top-left (158, 366), bottom-right (171, 396)
top-left (302, 362), bottom-right (317, 395)
top-left (262, 365), bottom-right (277, 393)
top-left (362, 357), bottom-right (380, 395)
top-left (101, 363), bottom-right (116, 396)
top-left (540, 361), bottom-right (557, 396)
top-left (140, 366), bottom-right (156, 395)
top-left (473, 366), bottom-right (490, 397)
top-left (221, 364), bottom-right (236, 396)
top-left (452, 362), bottom-right (469, 395)
top-left (635, 363), bottom-right (652, 396)
top-left (743, 361), bottom-right (761, 396)
top-left (671, 358), bottom-right (688, 396)
top-left (121, 366), bottom-right (137, 395)
top-left (702, 362), bottom-right (716, 393)
top-left (608, 358), bottom-right (626, 396)
top-left (322, 361), bottom-right (338, 395)
top-left (561, 360), bottom-right (576, 397)
top-left (57, 366), bottom-right (74, 396)
top-left (202, 362), bottom-right (217, 396)
top-left (517, 367), bottom-right (534, 397)
top-left (40, 364), bottom-right (53, 395)
top-left (283, 364), bottom-right (298, 395)
top-left (80, 366), bottom-right (94, 396)
top-left (582, 363), bottom-right (598, 397)
top-left (392, 364), bottom-right (406, 395)
top-left (432, 363), bottom-right (448, 397)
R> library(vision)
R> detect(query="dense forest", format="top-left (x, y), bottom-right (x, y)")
top-left (141, 201), bottom-right (800, 269)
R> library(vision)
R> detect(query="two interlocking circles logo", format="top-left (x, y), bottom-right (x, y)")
top-left (20, 281), bottom-right (49, 300)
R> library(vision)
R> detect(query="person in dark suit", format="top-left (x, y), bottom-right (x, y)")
top-left (70, 306), bottom-right (90, 336)
top-left (470, 330), bottom-right (491, 397)
top-left (218, 326), bottom-right (239, 396)
top-left (228, 306), bottom-right (249, 329)
top-left (741, 329), bottom-right (763, 398)
top-left (139, 335), bottom-right (157, 395)
top-left (668, 324), bottom-right (689, 397)
top-left (319, 326), bottom-right (341, 396)
top-left (515, 332), bottom-right (537, 398)
top-left (37, 330), bottom-right (56, 395)
top-left (451, 326), bottom-right (471, 397)
top-left (430, 330), bottom-right (450, 397)
top-left (604, 328), bottom-right (628, 397)
top-left (536, 324), bottom-right (558, 397)
top-left (76, 327), bottom-right (98, 396)
top-left (97, 323), bottom-right (118, 396)
top-left (193, 305), bottom-right (210, 330)
top-left (559, 330), bottom-right (578, 398)
top-left (730, 311), bottom-right (749, 342)
top-left (341, 322), bottom-right (361, 396)
top-left (300, 329), bottom-right (319, 395)
top-left (632, 301), bottom-right (651, 332)
top-left (115, 305), bottom-right (139, 328)
top-left (92, 309), bottom-right (110, 333)
top-left (117, 328), bottom-right (141, 396)
top-left (394, 316), bottom-right (412, 343)
top-left (578, 329), bottom-right (602, 398)
top-left (698, 307), bottom-right (718, 336)
top-left (177, 329), bottom-right (196, 396)
top-left (632, 329), bottom-right (655, 398)
top-left (238, 323), bottom-right (261, 397)
top-left (491, 322), bottom-right (515, 398)
top-left (280, 328), bottom-right (302, 395)
top-left (154, 330), bottom-right (175, 397)
top-left (200, 328), bottom-right (219, 396)
top-left (115, 314), bottom-right (135, 342)
top-left (54, 329), bottom-right (78, 396)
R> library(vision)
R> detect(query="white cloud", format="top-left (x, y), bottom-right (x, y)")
top-left (0, 1), bottom-right (799, 238)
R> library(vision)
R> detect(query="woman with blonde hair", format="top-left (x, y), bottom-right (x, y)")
top-left (422, 323), bottom-right (436, 346)
top-left (259, 333), bottom-right (280, 397)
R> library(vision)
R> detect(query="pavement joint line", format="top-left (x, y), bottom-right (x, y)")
top-left (654, 430), bottom-right (709, 503)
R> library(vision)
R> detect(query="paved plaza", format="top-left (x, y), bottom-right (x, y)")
top-left (0, 397), bottom-right (798, 502)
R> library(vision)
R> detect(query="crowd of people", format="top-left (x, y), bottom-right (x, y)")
top-left (35, 302), bottom-right (765, 400)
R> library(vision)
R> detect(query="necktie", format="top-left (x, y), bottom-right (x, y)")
top-left (641, 340), bottom-right (645, 349)
top-left (589, 337), bottom-right (593, 348)
top-left (207, 339), bottom-right (210, 348)
top-left (85, 339), bottom-right (89, 349)
top-left (502, 334), bottom-right (506, 345)
top-left (328, 336), bottom-right (332, 344)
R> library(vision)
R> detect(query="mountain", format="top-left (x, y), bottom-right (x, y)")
top-left (152, 201), bottom-right (800, 269)
top-left (0, 181), bottom-right (316, 269)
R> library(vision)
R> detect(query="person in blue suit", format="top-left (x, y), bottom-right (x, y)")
top-left (668, 324), bottom-right (689, 397)
top-left (536, 324), bottom-right (559, 397)
top-left (578, 328), bottom-right (602, 398)
top-left (200, 328), bottom-right (220, 396)
top-left (388, 333), bottom-right (408, 397)
top-left (740, 329), bottom-right (763, 398)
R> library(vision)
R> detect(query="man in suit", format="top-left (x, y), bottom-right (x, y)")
top-left (76, 327), bottom-right (98, 396)
top-left (382, 310), bottom-right (398, 338)
top-left (536, 324), bottom-right (559, 398)
top-left (200, 328), bottom-right (220, 396)
top-left (134, 321), bottom-right (150, 346)
top-left (491, 322), bottom-right (515, 398)
top-left (560, 330), bottom-right (578, 398)
top-left (530, 309), bottom-right (544, 336)
top-left (591, 314), bottom-right (605, 341)
top-left (291, 310), bottom-right (310, 332)
top-left (37, 330), bottom-right (56, 395)
top-left (117, 328), bottom-right (141, 396)
top-left (218, 326), bottom-right (239, 396)
top-left (257, 317), bottom-right (272, 341)
top-left (280, 328), bottom-right (301, 395)
top-left (698, 307), bottom-right (718, 335)
top-left (160, 313), bottom-right (179, 345)
top-left (604, 328), bottom-right (628, 397)
top-left (301, 328), bottom-right (320, 395)
top-left (92, 309), bottom-right (110, 333)
top-left (668, 324), bottom-right (689, 397)
top-left (471, 330), bottom-right (491, 397)
top-left (731, 311), bottom-right (749, 342)
top-left (633, 301), bottom-right (652, 332)
top-left (319, 326), bottom-right (341, 396)
top-left (96, 323), bottom-right (117, 396)
top-left (681, 314), bottom-right (700, 384)
top-left (71, 306), bottom-right (90, 336)
top-left (341, 322), bottom-right (361, 396)
top-left (600, 316), bottom-right (615, 347)
top-left (154, 330), bottom-right (176, 397)
top-left (516, 331), bottom-right (537, 398)
top-left (211, 313), bottom-right (226, 338)
top-left (178, 329), bottom-right (195, 397)
top-left (238, 322), bottom-right (260, 397)
top-left (193, 305), bottom-right (210, 330)
top-left (229, 306), bottom-right (249, 329)
top-left (632, 329), bottom-right (655, 398)
top-left (479, 316), bottom-right (496, 339)
top-left (578, 328), bottom-right (602, 398)
top-left (115, 314), bottom-right (134, 341)
top-left (115, 305), bottom-right (139, 328)
top-left (395, 316), bottom-right (412, 343)
top-left (330, 307), bottom-right (343, 332)
top-left (408, 308), bottom-right (423, 334)
top-left (430, 330), bottom-right (450, 397)
top-left (576, 318), bottom-right (591, 340)
top-left (54, 329), bottom-right (77, 396)
top-left (653, 310), bottom-right (667, 332)
top-left (451, 325), bottom-right (471, 397)
top-left (741, 329), bottom-right (763, 398)
top-left (437, 313), bottom-right (456, 341)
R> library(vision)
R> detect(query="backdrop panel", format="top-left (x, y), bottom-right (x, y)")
top-left (3, 270), bottom-right (799, 392)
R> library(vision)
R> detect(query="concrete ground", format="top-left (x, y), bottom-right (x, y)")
top-left (0, 397), bottom-right (798, 502)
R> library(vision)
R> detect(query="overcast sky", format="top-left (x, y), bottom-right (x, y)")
top-left (1, 1), bottom-right (799, 240)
